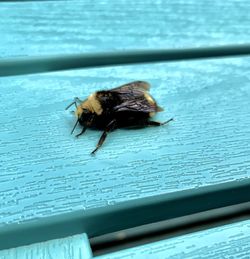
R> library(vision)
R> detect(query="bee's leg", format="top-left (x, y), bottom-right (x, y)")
top-left (75, 126), bottom-right (87, 138)
top-left (91, 120), bottom-right (117, 155)
top-left (147, 118), bottom-right (174, 126)
top-left (71, 119), bottom-right (79, 134)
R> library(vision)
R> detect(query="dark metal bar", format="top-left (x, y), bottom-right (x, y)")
top-left (1, 44), bottom-right (250, 77)
top-left (0, 179), bottom-right (249, 250)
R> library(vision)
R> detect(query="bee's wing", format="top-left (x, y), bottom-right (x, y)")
top-left (110, 81), bottom-right (150, 93)
top-left (114, 98), bottom-right (157, 113)
top-left (110, 81), bottom-right (151, 103)
top-left (111, 81), bottom-right (162, 113)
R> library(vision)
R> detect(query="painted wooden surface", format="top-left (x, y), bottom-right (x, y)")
top-left (0, 0), bottom-right (250, 258)
top-left (97, 220), bottom-right (250, 259)
top-left (0, 234), bottom-right (92, 259)
top-left (1, 58), bottom-right (250, 225)
top-left (1, 0), bottom-right (250, 58)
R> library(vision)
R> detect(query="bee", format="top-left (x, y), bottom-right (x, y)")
top-left (66, 81), bottom-right (173, 154)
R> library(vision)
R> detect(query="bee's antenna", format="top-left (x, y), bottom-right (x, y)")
top-left (65, 97), bottom-right (83, 110)
top-left (71, 119), bottom-right (79, 134)
top-left (65, 101), bottom-right (76, 110)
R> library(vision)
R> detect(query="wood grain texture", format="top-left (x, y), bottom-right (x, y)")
top-left (0, 0), bottom-right (250, 256)
top-left (96, 220), bottom-right (250, 258)
top-left (0, 0), bottom-right (250, 58)
top-left (0, 234), bottom-right (92, 259)
top-left (0, 57), bottom-right (250, 225)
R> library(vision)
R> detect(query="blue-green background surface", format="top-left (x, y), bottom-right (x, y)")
top-left (1, 59), bottom-right (250, 224)
top-left (0, 0), bottom-right (250, 258)
top-left (1, 0), bottom-right (250, 58)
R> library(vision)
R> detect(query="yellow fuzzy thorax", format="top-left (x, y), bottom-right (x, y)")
top-left (75, 93), bottom-right (103, 118)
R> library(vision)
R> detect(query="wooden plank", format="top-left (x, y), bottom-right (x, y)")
top-left (1, 0), bottom-right (250, 58)
top-left (0, 0), bottom-right (250, 255)
top-left (0, 234), bottom-right (92, 259)
top-left (0, 58), bottom-right (249, 226)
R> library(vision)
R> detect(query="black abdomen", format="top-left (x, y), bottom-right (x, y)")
top-left (89, 111), bottom-right (150, 130)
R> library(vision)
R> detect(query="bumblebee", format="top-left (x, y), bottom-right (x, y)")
top-left (66, 81), bottom-right (173, 154)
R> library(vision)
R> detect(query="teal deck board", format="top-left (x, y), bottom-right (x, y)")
top-left (0, 234), bottom-right (92, 259)
top-left (0, 59), bottom-right (249, 225)
top-left (96, 220), bottom-right (250, 259)
top-left (1, 0), bottom-right (250, 58)
top-left (1, 0), bottom-right (250, 257)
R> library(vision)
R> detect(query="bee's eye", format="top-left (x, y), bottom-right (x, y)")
top-left (82, 108), bottom-right (89, 113)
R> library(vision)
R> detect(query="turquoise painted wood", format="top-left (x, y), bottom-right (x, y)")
top-left (1, 59), bottom-right (250, 225)
top-left (97, 220), bottom-right (250, 258)
top-left (0, 0), bottom-right (250, 258)
top-left (1, 0), bottom-right (250, 58)
top-left (0, 234), bottom-right (92, 259)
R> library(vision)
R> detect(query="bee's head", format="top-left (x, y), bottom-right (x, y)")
top-left (67, 93), bottom-right (102, 133)
top-left (74, 99), bottom-right (89, 116)
top-left (75, 105), bottom-right (86, 118)
top-left (75, 101), bottom-right (94, 127)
